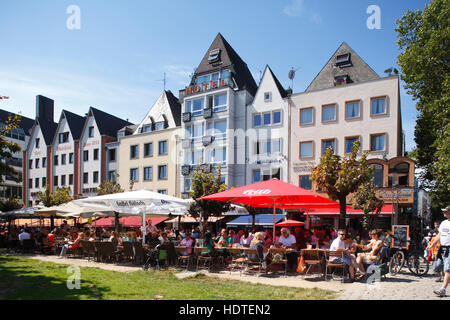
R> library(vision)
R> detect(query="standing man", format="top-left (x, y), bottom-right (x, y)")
top-left (427, 206), bottom-right (450, 297)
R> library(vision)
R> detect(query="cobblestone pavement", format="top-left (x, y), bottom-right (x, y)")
top-left (4, 252), bottom-right (449, 300)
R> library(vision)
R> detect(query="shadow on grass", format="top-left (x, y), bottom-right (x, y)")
top-left (0, 256), bottom-right (111, 300)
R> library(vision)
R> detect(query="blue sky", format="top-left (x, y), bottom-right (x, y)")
top-left (0, 0), bottom-right (430, 152)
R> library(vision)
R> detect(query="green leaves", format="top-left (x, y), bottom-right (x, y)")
top-left (37, 186), bottom-right (73, 207)
top-left (0, 113), bottom-right (22, 184)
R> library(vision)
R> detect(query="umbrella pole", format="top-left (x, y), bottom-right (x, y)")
top-left (273, 200), bottom-right (276, 243)
top-left (142, 211), bottom-right (146, 246)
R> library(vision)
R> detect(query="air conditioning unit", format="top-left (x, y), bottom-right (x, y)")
top-left (182, 112), bottom-right (191, 122)
top-left (181, 139), bottom-right (191, 149)
top-left (202, 135), bottom-right (214, 146)
top-left (203, 107), bottom-right (212, 119)
top-left (181, 165), bottom-right (191, 176)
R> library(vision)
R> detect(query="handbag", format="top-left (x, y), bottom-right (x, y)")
top-left (297, 255), bottom-right (307, 274)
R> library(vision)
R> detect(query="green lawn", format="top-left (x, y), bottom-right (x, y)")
top-left (0, 256), bottom-right (336, 300)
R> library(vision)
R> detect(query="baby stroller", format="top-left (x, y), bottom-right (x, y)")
top-left (143, 244), bottom-right (171, 271)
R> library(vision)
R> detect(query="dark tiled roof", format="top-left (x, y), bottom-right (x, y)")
top-left (306, 42), bottom-right (379, 92)
top-left (266, 66), bottom-right (288, 98)
top-left (89, 107), bottom-right (134, 138)
top-left (165, 90), bottom-right (181, 127)
top-left (0, 109), bottom-right (35, 134)
top-left (193, 33), bottom-right (257, 96)
top-left (38, 118), bottom-right (58, 145)
top-left (61, 110), bottom-right (86, 141)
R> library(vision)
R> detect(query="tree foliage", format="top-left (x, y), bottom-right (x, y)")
top-left (311, 141), bottom-right (374, 229)
top-left (0, 198), bottom-right (22, 213)
top-left (188, 165), bottom-right (230, 232)
top-left (37, 186), bottom-right (73, 207)
top-left (395, 0), bottom-right (450, 209)
top-left (352, 179), bottom-right (384, 231)
top-left (0, 113), bottom-right (22, 183)
top-left (96, 177), bottom-right (124, 232)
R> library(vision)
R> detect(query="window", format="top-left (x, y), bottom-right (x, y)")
top-left (144, 143), bottom-right (153, 157)
top-left (29, 159), bottom-right (33, 169)
top-left (335, 53), bottom-right (351, 67)
top-left (69, 174), bottom-right (73, 185)
top-left (158, 190), bottom-right (168, 195)
top-left (94, 149), bottom-right (99, 161)
top-left (321, 139), bottom-right (336, 155)
top-left (263, 112), bottom-right (271, 126)
top-left (69, 153), bottom-right (74, 164)
top-left (35, 138), bottom-right (40, 148)
top-left (187, 98), bottom-right (204, 116)
top-left (140, 124), bottom-right (152, 133)
top-left (28, 179), bottom-right (32, 189)
top-left (35, 159), bottom-right (40, 169)
top-left (253, 114), bottom-right (261, 127)
top-left (130, 168), bottom-right (138, 182)
top-left (345, 100), bottom-right (360, 119)
top-left (54, 155), bottom-right (58, 166)
top-left (299, 141), bottom-right (314, 159)
top-left (61, 175), bottom-right (66, 186)
top-left (188, 123), bottom-right (204, 141)
top-left (158, 165), bottom-right (167, 180)
top-left (334, 75), bottom-right (348, 86)
top-left (88, 126), bottom-right (94, 137)
top-left (345, 136), bottom-right (360, 154)
top-left (35, 178), bottom-right (39, 188)
top-left (159, 140), bottom-right (168, 155)
top-left (322, 104), bottom-right (336, 122)
top-left (370, 133), bottom-right (386, 152)
top-left (264, 92), bottom-right (272, 102)
top-left (300, 107), bottom-right (314, 126)
top-left (83, 172), bottom-right (88, 184)
top-left (42, 157), bottom-right (47, 168)
top-left (154, 122), bottom-right (165, 131)
top-left (54, 176), bottom-right (58, 187)
top-left (371, 97), bottom-right (387, 116)
top-left (130, 145), bottom-right (139, 159)
top-left (59, 132), bottom-right (69, 143)
top-left (83, 150), bottom-right (88, 161)
top-left (61, 154), bottom-right (66, 165)
top-left (108, 171), bottom-right (116, 182)
top-left (190, 150), bottom-right (203, 165)
top-left (371, 164), bottom-right (384, 187)
top-left (143, 167), bottom-right (153, 181)
top-left (109, 149), bottom-right (116, 162)
top-left (262, 168), bottom-right (280, 181)
top-left (42, 177), bottom-right (46, 187)
top-left (93, 171), bottom-right (99, 183)
top-left (213, 93), bottom-right (227, 112)
top-left (273, 139), bottom-right (282, 153)
top-left (252, 170), bottom-right (261, 183)
top-left (299, 175), bottom-right (312, 190)
top-left (273, 111), bottom-right (281, 125)
top-left (184, 179), bottom-right (192, 192)
top-left (208, 48), bottom-right (220, 63)
top-left (206, 147), bottom-right (226, 164)
top-left (207, 120), bottom-right (226, 139)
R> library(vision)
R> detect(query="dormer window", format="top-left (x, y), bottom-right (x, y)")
top-left (264, 92), bottom-right (272, 102)
top-left (208, 49), bottom-right (221, 63)
top-left (334, 75), bottom-right (348, 86)
top-left (335, 53), bottom-right (351, 67)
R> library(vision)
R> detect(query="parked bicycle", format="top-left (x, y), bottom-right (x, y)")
top-left (389, 237), bottom-right (429, 276)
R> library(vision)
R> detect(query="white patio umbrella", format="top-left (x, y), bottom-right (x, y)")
top-left (73, 190), bottom-right (190, 244)
top-left (35, 201), bottom-right (114, 218)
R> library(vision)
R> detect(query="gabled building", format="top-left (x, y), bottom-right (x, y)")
top-left (79, 107), bottom-right (133, 198)
top-left (0, 109), bottom-right (34, 204)
top-left (179, 33), bottom-right (257, 197)
top-left (24, 96), bottom-right (58, 206)
top-left (117, 90), bottom-right (181, 196)
top-left (246, 65), bottom-right (290, 184)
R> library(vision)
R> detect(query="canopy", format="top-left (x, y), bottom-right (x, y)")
top-left (35, 202), bottom-right (114, 218)
top-left (275, 219), bottom-right (306, 227)
top-left (306, 204), bottom-right (394, 216)
top-left (166, 215), bottom-right (225, 224)
top-left (92, 216), bottom-right (168, 228)
top-left (0, 206), bottom-right (44, 217)
top-left (226, 214), bottom-right (285, 227)
top-left (199, 179), bottom-right (339, 239)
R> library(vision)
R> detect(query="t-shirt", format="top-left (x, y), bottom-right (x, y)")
top-left (218, 236), bottom-right (233, 247)
top-left (180, 238), bottom-right (194, 255)
top-left (330, 237), bottom-right (346, 262)
top-left (19, 232), bottom-right (30, 242)
top-left (277, 234), bottom-right (296, 247)
top-left (439, 220), bottom-right (450, 246)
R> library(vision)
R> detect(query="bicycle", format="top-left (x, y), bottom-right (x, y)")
top-left (389, 238), bottom-right (429, 276)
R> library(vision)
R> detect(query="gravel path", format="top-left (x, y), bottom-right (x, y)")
top-left (3, 252), bottom-right (448, 300)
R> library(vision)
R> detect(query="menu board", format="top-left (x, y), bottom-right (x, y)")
top-left (392, 225), bottom-right (409, 249)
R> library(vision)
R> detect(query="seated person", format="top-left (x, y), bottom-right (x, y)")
top-left (147, 231), bottom-right (162, 248)
top-left (353, 229), bottom-right (384, 277)
top-left (249, 232), bottom-right (269, 262)
top-left (240, 230), bottom-right (253, 247)
top-left (180, 233), bottom-right (194, 256)
top-left (217, 229), bottom-right (233, 248)
top-left (47, 230), bottom-right (56, 249)
top-left (275, 228), bottom-right (297, 273)
top-left (329, 230), bottom-right (357, 281)
top-left (59, 232), bottom-right (84, 257)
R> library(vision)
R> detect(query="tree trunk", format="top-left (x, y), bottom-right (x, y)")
top-left (50, 216), bottom-right (54, 230)
top-left (339, 196), bottom-right (347, 230)
top-left (252, 214), bottom-right (256, 230)
top-left (114, 212), bottom-right (120, 233)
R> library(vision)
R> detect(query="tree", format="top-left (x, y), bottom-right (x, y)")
top-left (97, 178), bottom-right (124, 232)
top-left (0, 113), bottom-right (22, 183)
top-left (188, 165), bottom-right (230, 233)
top-left (0, 198), bottom-right (21, 232)
top-left (395, 0), bottom-right (450, 211)
top-left (384, 67), bottom-right (399, 76)
top-left (311, 141), bottom-right (374, 229)
top-left (352, 179), bottom-right (384, 232)
top-left (37, 186), bottom-right (73, 229)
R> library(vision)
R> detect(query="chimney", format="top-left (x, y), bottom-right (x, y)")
top-left (36, 95), bottom-right (54, 122)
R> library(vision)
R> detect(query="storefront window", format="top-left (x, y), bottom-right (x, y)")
top-left (371, 164), bottom-right (384, 187)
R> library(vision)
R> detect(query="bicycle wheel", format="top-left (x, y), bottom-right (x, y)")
top-left (407, 252), bottom-right (429, 276)
top-left (389, 250), bottom-right (405, 275)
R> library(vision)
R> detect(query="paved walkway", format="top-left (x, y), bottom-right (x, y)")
top-left (4, 252), bottom-right (448, 300)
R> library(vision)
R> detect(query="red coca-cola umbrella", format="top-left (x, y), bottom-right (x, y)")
top-left (199, 179), bottom-right (339, 237)
top-left (275, 219), bottom-right (306, 227)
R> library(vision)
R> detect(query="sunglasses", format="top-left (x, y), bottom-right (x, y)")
top-left (339, 234), bottom-right (346, 236)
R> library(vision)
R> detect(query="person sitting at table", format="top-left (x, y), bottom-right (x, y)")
top-left (59, 232), bottom-right (84, 257)
top-left (180, 232), bottom-right (194, 256)
top-left (217, 229), bottom-right (233, 248)
top-left (249, 232), bottom-right (269, 262)
top-left (147, 231), bottom-right (161, 248)
top-left (159, 232), bottom-right (170, 245)
top-left (329, 229), bottom-right (357, 282)
top-left (240, 230), bottom-right (252, 247)
top-left (47, 230), bottom-right (56, 251)
top-left (109, 231), bottom-right (123, 262)
top-left (18, 228), bottom-right (31, 244)
top-left (264, 230), bottom-right (273, 247)
top-left (320, 234), bottom-right (331, 249)
top-left (353, 229), bottom-right (384, 278)
top-left (276, 228), bottom-right (298, 273)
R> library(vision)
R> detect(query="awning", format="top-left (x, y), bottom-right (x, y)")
top-left (305, 204), bottom-right (394, 217)
top-left (226, 214), bottom-right (285, 227)
top-left (91, 217), bottom-right (168, 228)
top-left (166, 216), bottom-right (225, 224)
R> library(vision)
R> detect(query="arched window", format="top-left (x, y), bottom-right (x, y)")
top-left (371, 164), bottom-right (384, 187)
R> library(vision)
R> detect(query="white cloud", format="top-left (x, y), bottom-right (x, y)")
top-left (283, 0), bottom-right (304, 17)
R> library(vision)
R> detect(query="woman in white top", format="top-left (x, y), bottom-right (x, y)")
top-left (353, 229), bottom-right (383, 277)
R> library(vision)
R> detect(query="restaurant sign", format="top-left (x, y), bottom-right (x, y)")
top-left (185, 78), bottom-right (229, 96)
top-left (293, 161), bottom-right (317, 174)
top-left (377, 188), bottom-right (414, 204)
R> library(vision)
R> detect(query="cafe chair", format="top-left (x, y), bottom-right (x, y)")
top-left (195, 247), bottom-right (212, 272)
top-left (268, 248), bottom-right (287, 277)
top-left (176, 246), bottom-right (194, 270)
top-left (243, 248), bottom-right (266, 276)
top-left (324, 250), bottom-right (347, 283)
top-left (122, 242), bottom-right (134, 262)
top-left (21, 239), bottom-right (35, 254)
top-left (301, 249), bottom-right (324, 278)
top-left (133, 242), bottom-right (145, 265)
top-left (227, 247), bottom-right (245, 275)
